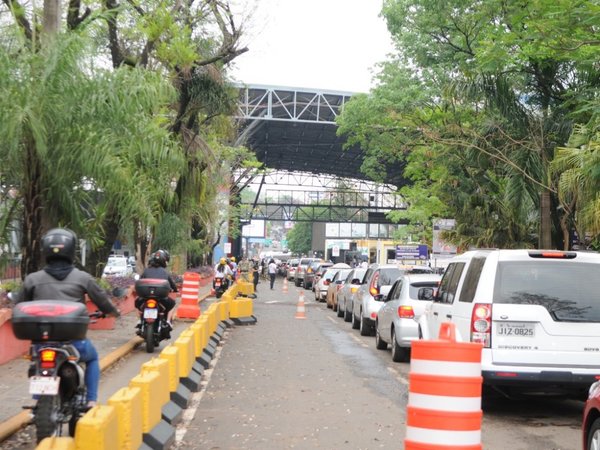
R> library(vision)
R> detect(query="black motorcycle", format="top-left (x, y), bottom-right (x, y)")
top-left (12, 300), bottom-right (103, 443)
top-left (134, 278), bottom-right (172, 353)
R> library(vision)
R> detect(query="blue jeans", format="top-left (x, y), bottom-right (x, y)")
top-left (72, 339), bottom-right (99, 402)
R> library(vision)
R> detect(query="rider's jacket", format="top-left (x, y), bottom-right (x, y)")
top-left (16, 261), bottom-right (118, 316)
top-left (140, 266), bottom-right (178, 292)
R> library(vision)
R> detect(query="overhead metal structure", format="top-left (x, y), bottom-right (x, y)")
top-left (234, 84), bottom-right (405, 186)
top-left (236, 172), bottom-right (405, 223)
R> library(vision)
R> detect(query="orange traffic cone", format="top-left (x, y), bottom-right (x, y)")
top-left (282, 277), bottom-right (289, 293)
top-left (295, 291), bottom-right (306, 319)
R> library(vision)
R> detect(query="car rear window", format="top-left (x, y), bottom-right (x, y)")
top-left (493, 261), bottom-right (600, 322)
top-left (378, 268), bottom-right (402, 286)
top-left (409, 282), bottom-right (439, 300)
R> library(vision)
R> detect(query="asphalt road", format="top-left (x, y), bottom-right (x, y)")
top-left (0, 277), bottom-right (585, 449)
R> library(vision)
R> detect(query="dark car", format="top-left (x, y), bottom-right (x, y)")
top-left (294, 257), bottom-right (322, 287)
top-left (304, 261), bottom-right (333, 290)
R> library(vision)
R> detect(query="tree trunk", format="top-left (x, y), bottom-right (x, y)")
top-left (539, 190), bottom-right (553, 249)
top-left (43, 0), bottom-right (61, 36)
top-left (84, 213), bottom-right (120, 277)
top-left (21, 139), bottom-right (44, 278)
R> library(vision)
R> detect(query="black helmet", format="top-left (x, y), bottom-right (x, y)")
top-left (149, 250), bottom-right (167, 268)
top-left (42, 228), bottom-right (77, 264)
top-left (162, 249), bottom-right (170, 263)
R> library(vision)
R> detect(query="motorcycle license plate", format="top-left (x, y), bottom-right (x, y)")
top-left (215, 279), bottom-right (222, 286)
top-left (144, 308), bottom-right (158, 319)
top-left (29, 376), bottom-right (60, 395)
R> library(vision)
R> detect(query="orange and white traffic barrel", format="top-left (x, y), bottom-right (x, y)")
top-left (176, 271), bottom-right (202, 319)
top-left (405, 322), bottom-right (483, 450)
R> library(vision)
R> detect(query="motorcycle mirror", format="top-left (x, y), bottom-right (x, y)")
top-left (133, 274), bottom-right (140, 280)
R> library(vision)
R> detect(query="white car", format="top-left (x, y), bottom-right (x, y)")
top-left (352, 264), bottom-right (403, 336)
top-left (102, 256), bottom-right (133, 278)
top-left (418, 249), bottom-right (600, 398)
top-left (375, 273), bottom-right (441, 362)
top-left (337, 267), bottom-right (368, 322)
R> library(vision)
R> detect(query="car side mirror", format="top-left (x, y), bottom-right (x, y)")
top-left (373, 294), bottom-right (385, 301)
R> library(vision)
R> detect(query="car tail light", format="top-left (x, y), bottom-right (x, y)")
top-left (397, 306), bottom-right (414, 319)
top-left (324, 280), bottom-right (330, 285)
top-left (370, 312), bottom-right (377, 319)
top-left (471, 303), bottom-right (492, 347)
top-left (369, 272), bottom-right (380, 296)
top-left (146, 299), bottom-right (158, 308)
top-left (528, 250), bottom-right (576, 259)
top-left (40, 349), bottom-right (57, 369)
top-left (494, 372), bottom-right (518, 378)
top-left (351, 286), bottom-right (358, 293)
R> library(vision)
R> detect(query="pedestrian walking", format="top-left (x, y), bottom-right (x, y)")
top-left (252, 257), bottom-right (260, 294)
top-left (268, 258), bottom-right (277, 290)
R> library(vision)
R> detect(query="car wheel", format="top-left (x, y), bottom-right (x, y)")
top-left (391, 328), bottom-right (409, 363)
top-left (375, 323), bottom-right (387, 350)
top-left (315, 291), bottom-right (320, 302)
top-left (344, 307), bottom-right (352, 323)
top-left (588, 418), bottom-right (600, 450)
top-left (351, 311), bottom-right (360, 329)
top-left (295, 278), bottom-right (300, 287)
top-left (326, 298), bottom-right (332, 309)
top-left (337, 303), bottom-right (344, 318)
top-left (359, 315), bottom-right (371, 336)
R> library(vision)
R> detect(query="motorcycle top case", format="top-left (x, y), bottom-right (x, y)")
top-left (135, 278), bottom-right (170, 298)
top-left (12, 300), bottom-right (89, 341)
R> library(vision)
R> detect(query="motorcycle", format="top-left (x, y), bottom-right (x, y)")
top-left (11, 300), bottom-right (103, 443)
top-left (134, 278), bottom-right (172, 353)
top-left (213, 275), bottom-right (230, 299)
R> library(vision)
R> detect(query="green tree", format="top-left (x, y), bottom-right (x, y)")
top-left (286, 222), bottom-right (312, 256)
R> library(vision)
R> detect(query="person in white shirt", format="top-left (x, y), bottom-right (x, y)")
top-left (268, 258), bottom-right (277, 290)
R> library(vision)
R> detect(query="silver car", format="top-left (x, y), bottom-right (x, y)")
top-left (352, 264), bottom-right (403, 336)
top-left (375, 273), bottom-right (441, 362)
top-left (314, 263), bottom-right (350, 302)
top-left (337, 268), bottom-right (368, 322)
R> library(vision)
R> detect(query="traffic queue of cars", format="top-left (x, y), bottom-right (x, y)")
top-left (290, 250), bottom-right (600, 450)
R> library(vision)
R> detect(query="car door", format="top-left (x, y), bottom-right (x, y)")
top-left (424, 262), bottom-right (466, 339)
top-left (379, 278), bottom-right (402, 341)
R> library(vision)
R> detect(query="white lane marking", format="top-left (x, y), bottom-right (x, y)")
top-left (264, 300), bottom-right (279, 304)
top-left (387, 366), bottom-right (409, 385)
top-left (175, 332), bottom-right (228, 445)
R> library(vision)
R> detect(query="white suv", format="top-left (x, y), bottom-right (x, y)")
top-left (418, 249), bottom-right (600, 398)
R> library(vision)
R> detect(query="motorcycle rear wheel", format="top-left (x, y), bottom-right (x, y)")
top-left (35, 395), bottom-right (62, 443)
top-left (145, 324), bottom-right (155, 353)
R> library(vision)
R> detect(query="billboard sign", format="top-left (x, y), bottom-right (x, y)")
top-left (396, 244), bottom-right (428, 260)
top-left (242, 219), bottom-right (266, 238)
top-left (432, 219), bottom-right (457, 255)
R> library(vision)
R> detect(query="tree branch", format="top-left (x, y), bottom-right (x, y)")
top-left (3, 0), bottom-right (33, 41)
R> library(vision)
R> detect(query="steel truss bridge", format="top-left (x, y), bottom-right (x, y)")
top-left (234, 84), bottom-right (406, 224)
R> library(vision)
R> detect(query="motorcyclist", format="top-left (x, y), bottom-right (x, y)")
top-left (15, 228), bottom-right (120, 408)
top-left (137, 250), bottom-right (178, 331)
top-left (214, 257), bottom-right (233, 290)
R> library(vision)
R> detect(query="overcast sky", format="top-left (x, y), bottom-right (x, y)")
top-left (229, 0), bottom-right (395, 93)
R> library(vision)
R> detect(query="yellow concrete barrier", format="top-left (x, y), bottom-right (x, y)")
top-left (196, 316), bottom-right (210, 350)
top-left (128, 371), bottom-right (162, 433)
top-left (206, 303), bottom-right (218, 334)
top-left (188, 323), bottom-right (203, 357)
top-left (141, 358), bottom-right (170, 408)
top-left (231, 297), bottom-right (254, 318)
top-left (175, 334), bottom-right (195, 377)
top-left (107, 387), bottom-right (143, 450)
top-left (74, 405), bottom-right (118, 449)
top-left (237, 281), bottom-right (254, 296)
top-left (228, 283), bottom-right (240, 298)
top-left (216, 300), bottom-right (228, 321)
top-left (159, 345), bottom-right (181, 392)
top-left (37, 437), bottom-right (75, 449)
